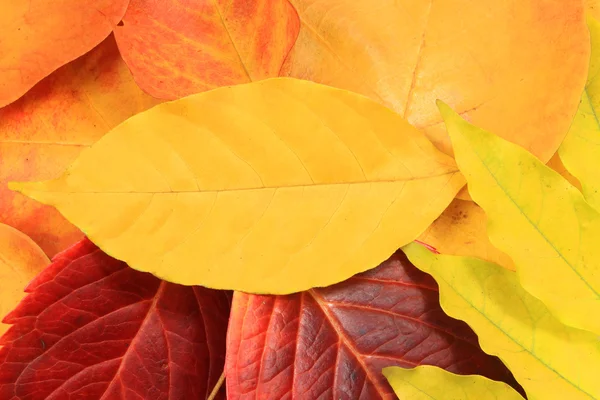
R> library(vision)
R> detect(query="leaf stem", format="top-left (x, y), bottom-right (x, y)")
top-left (207, 371), bottom-right (226, 400)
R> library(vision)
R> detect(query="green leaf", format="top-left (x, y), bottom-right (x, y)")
top-left (403, 242), bottom-right (600, 400)
top-left (437, 100), bottom-right (600, 336)
top-left (383, 365), bottom-right (524, 400)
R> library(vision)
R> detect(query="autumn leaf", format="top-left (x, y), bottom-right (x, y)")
top-left (225, 250), bottom-right (522, 399)
top-left (383, 366), bottom-right (524, 400)
top-left (9, 78), bottom-right (465, 294)
top-left (281, 0), bottom-right (589, 162)
top-left (0, 238), bottom-right (230, 400)
top-left (417, 199), bottom-right (515, 271)
top-left (558, 15), bottom-right (600, 210)
top-left (0, 35), bottom-right (161, 257)
top-left (113, 0), bottom-right (300, 99)
top-left (0, 0), bottom-right (129, 108)
top-left (403, 242), bottom-right (600, 399)
top-left (0, 224), bottom-right (48, 337)
top-left (438, 100), bottom-right (600, 336)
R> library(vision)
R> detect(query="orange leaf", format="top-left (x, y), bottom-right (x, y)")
top-left (281, 0), bottom-right (589, 162)
top-left (0, 36), bottom-right (160, 257)
top-left (0, 0), bottom-right (129, 107)
top-left (0, 223), bottom-right (48, 336)
top-left (114, 0), bottom-right (300, 99)
top-left (417, 199), bottom-right (515, 271)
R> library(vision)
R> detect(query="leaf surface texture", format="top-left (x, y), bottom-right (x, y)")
top-left (0, 224), bottom-right (48, 337)
top-left (0, 0), bottom-right (129, 107)
top-left (559, 15), bottom-right (600, 210)
top-left (0, 238), bottom-right (230, 400)
top-left (114, 0), bottom-right (300, 99)
top-left (383, 365), bottom-right (524, 400)
top-left (225, 250), bottom-right (522, 399)
top-left (403, 243), bottom-right (600, 400)
top-left (0, 36), bottom-right (161, 257)
top-left (282, 0), bottom-right (589, 161)
top-left (440, 102), bottom-right (600, 335)
top-left (11, 78), bottom-right (464, 294)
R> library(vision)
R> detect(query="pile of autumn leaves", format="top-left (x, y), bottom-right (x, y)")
top-left (1, 0), bottom-right (600, 399)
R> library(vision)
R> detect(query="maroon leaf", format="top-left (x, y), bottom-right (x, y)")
top-left (0, 238), bottom-right (231, 400)
top-left (225, 250), bottom-right (523, 399)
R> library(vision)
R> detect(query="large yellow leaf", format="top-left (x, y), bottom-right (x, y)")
top-left (438, 101), bottom-right (600, 335)
top-left (403, 243), bottom-right (600, 400)
top-left (0, 223), bottom-right (49, 336)
top-left (417, 199), bottom-right (515, 271)
top-left (9, 78), bottom-right (465, 294)
top-left (281, 0), bottom-right (589, 162)
top-left (558, 15), bottom-right (600, 211)
top-left (383, 365), bottom-right (524, 400)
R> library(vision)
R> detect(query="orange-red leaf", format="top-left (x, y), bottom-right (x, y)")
top-left (114, 0), bottom-right (300, 99)
top-left (0, 36), bottom-right (160, 257)
top-left (0, 0), bottom-right (129, 107)
top-left (281, 0), bottom-right (589, 162)
top-left (226, 250), bottom-right (522, 399)
top-left (0, 238), bottom-right (230, 400)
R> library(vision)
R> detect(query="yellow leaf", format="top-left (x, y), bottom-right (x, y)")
top-left (9, 78), bottom-right (465, 294)
top-left (438, 101), bottom-right (600, 335)
top-left (403, 242), bottom-right (600, 400)
top-left (382, 365), bottom-right (524, 400)
top-left (417, 199), bottom-right (515, 271)
top-left (559, 15), bottom-right (600, 210)
top-left (0, 224), bottom-right (49, 336)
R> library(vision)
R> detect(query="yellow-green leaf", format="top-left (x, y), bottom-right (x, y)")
top-left (559, 15), bottom-right (600, 210)
top-left (9, 78), bottom-right (465, 294)
top-left (382, 365), bottom-right (524, 400)
top-left (403, 242), bottom-right (600, 400)
top-left (438, 101), bottom-right (600, 335)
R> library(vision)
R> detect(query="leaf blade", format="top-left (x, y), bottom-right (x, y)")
top-left (114, 0), bottom-right (300, 99)
top-left (383, 366), bottom-right (524, 400)
top-left (439, 101), bottom-right (600, 335)
top-left (403, 242), bottom-right (600, 400)
top-left (0, 0), bottom-right (129, 107)
top-left (226, 250), bottom-right (521, 399)
top-left (10, 78), bottom-right (465, 294)
top-left (282, 0), bottom-right (589, 161)
top-left (559, 15), bottom-right (600, 210)
top-left (0, 36), bottom-right (161, 257)
top-left (0, 239), bottom-right (230, 400)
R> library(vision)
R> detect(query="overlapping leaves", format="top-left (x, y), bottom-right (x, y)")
top-left (0, 1), bottom-right (598, 399)
top-left (10, 78), bottom-right (465, 294)
top-left (0, 239), bottom-right (230, 400)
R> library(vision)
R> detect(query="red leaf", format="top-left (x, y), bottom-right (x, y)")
top-left (226, 250), bottom-right (523, 399)
top-left (0, 238), bottom-right (231, 400)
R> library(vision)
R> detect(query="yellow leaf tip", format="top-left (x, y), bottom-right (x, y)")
top-left (7, 181), bottom-right (44, 195)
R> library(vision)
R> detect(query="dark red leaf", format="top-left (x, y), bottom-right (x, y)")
top-left (0, 238), bottom-right (231, 400)
top-left (226, 249), bottom-right (523, 399)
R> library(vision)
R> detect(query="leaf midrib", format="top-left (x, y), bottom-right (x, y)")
top-left (27, 170), bottom-right (460, 194)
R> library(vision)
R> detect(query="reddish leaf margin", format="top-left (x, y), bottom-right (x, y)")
top-left (226, 250), bottom-right (524, 399)
top-left (0, 238), bottom-right (231, 400)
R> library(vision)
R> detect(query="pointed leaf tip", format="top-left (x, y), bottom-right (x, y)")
top-left (11, 78), bottom-right (465, 294)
